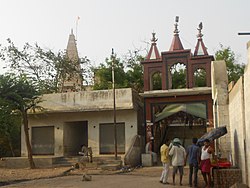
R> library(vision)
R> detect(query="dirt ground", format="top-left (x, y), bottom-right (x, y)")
top-left (0, 166), bottom-right (206, 187)
top-left (0, 167), bottom-right (71, 185)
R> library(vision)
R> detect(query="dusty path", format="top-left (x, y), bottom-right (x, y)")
top-left (2, 174), bottom-right (205, 188)
top-left (1, 167), bottom-right (206, 188)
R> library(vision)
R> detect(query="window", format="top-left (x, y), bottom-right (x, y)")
top-left (169, 63), bottom-right (186, 89)
top-left (194, 68), bottom-right (206, 87)
top-left (150, 71), bottom-right (162, 90)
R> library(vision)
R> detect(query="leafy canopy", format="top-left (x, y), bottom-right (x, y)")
top-left (93, 50), bottom-right (144, 92)
top-left (0, 74), bottom-right (41, 167)
top-left (0, 39), bottom-right (91, 93)
top-left (215, 44), bottom-right (245, 83)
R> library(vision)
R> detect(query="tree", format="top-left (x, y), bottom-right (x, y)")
top-left (123, 50), bottom-right (144, 92)
top-left (194, 69), bottom-right (206, 87)
top-left (0, 74), bottom-right (42, 168)
top-left (93, 55), bottom-right (128, 90)
top-left (0, 98), bottom-right (21, 157)
top-left (170, 63), bottom-right (186, 89)
top-left (93, 50), bottom-right (144, 92)
top-left (0, 39), bottom-right (90, 93)
top-left (215, 44), bottom-right (245, 83)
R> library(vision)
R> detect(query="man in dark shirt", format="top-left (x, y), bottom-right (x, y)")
top-left (185, 138), bottom-right (200, 188)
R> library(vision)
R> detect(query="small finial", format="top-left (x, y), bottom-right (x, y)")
top-left (174, 16), bottom-right (180, 35)
top-left (175, 16), bottom-right (179, 23)
top-left (111, 48), bottom-right (115, 60)
top-left (71, 29), bottom-right (73, 35)
top-left (151, 32), bottom-right (158, 43)
top-left (197, 22), bottom-right (203, 38)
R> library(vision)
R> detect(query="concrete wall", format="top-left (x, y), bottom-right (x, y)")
top-left (227, 41), bottom-right (250, 185)
top-left (23, 109), bottom-right (139, 158)
top-left (22, 88), bottom-right (143, 160)
top-left (243, 42), bottom-right (250, 186)
top-left (211, 60), bottom-right (230, 157)
top-left (229, 77), bottom-right (247, 183)
top-left (33, 88), bottom-right (136, 112)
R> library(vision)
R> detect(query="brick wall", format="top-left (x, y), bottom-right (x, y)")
top-left (213, 168), bottom-right (242, 188)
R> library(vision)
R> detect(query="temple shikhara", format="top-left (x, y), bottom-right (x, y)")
top-left (58, 29), bottom-right (83, 93)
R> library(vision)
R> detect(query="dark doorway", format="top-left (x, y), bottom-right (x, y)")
top-left (153, 102), bottom-right (207, 150)
top-left (64, 121), bottom-right (88, 156)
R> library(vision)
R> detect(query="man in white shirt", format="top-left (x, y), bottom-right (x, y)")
top-left (145, 137), bottom-right (157, 164)
top-left (169, 138), bottom-right (186, 186)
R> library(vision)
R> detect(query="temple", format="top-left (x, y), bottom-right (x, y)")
top-left (58, 29), bottom-right (83, 92)
top-left (141, 17), bottom-right (214, 151)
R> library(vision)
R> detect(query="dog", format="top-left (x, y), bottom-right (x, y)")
top-left (82, 174), bottom-right (92, 181)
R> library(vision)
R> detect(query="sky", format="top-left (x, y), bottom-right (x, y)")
top-left (0, 0), bottom-right (250, 73)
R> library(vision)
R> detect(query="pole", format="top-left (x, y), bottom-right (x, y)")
top-left (112, 48), bottom-right (118, 160)
top-left (76, 16), bottom-right (80, 41)
top-left (238, 32), bottom-right (250, 35)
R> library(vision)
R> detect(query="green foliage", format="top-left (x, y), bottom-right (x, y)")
top-left (0, 39), bottom-right (89, 93)
top-left (215, 44), bottom-right (245, 83)
top-left (124, 50), bottom-right (144, 92)
top-left (0, 98), bottom-right (21, 157)
top-left (81, 57), bottom-right (93, 86)
top-left (170, 63), bottom-right (186, 89)
top-left (0, 74), bottom-right (41, 168)
top-left (0, 74), bottom-right (42, 112)
top-left (93, 56), bottom-right (128, 90)
top-left (93, 50), bottom-right (144, 92)
top-left (194, 69), bottom-right (206, 87)
top-left (152, 72), bottom-right (162, 90)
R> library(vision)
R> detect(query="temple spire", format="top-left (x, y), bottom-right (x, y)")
top-left (194, 22), bottom-right (208, 56)
top-left (146, 32), bottom-right (160, 60)
top-left (59, 30), bottom-right (82, 92)
top-left (67, 29), bottom-right (78, 60)
top-left (169, 16), bottom-right (184, 51)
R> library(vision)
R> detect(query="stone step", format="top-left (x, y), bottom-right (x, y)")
top-left (53, 157), bottom-right (79, 167)
top-left (92, 156), bottom-right (121, 161)
top-left (53, 156), bottom-right (123, 168)
top-left (99, 163), bottom-right (121, 171)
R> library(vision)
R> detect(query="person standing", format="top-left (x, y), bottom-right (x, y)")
top-left (169, 138), bottom-right (186, 186)
top-left (159, 141), bottom-right (170, 184)
top-left (200, 139), bottom-right (214, 188)
top-left (185, 138), bottom-right (200, 188)
top-left (145, 137), bottom-right (157, 164)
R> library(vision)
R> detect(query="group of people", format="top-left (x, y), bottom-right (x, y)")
top-left (159, 137), bottom-right (213, 188)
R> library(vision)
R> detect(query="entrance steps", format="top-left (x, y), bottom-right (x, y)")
top-left (53, 156), bottom-right (80, 167)
top-left (92, 156), bottom-right (122, 171)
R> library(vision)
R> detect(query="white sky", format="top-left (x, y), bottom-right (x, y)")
top-left (0, 0), bottom-right (250, 73)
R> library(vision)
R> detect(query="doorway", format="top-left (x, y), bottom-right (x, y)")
top-left (63, 121), bottom-right (88, 156)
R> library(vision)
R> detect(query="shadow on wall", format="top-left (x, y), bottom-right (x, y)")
top-left (234, 129), bottom-right (240, 167)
